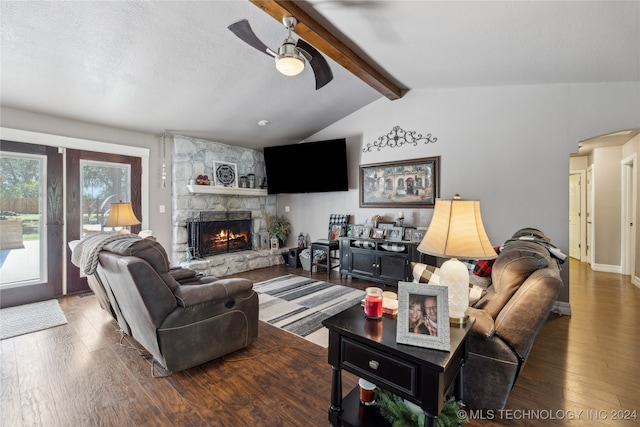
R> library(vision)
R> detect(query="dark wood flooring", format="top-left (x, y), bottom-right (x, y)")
top-left (1, 259), bottom-right (639, 426)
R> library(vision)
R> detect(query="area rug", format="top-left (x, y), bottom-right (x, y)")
top-left (254, 274), bottom-right (365, 347)
top-left (0, 299), bottom-right (67, 340)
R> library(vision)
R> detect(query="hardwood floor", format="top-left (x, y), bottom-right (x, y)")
top-left (1, 259), bottom-right (638, 426)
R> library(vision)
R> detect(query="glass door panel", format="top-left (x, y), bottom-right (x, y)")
top-left (0, 152), bottom-right (47, 287)
top-left (80, 160), bottom-right (131, 237)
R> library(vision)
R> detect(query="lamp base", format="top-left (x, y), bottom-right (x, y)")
top-left (449, 315), bottom-right (469, 327)
top-left (116, 228), bottom-right (131, 235)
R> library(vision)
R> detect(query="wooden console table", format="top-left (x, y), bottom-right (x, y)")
top-left (322, 304), bottom-right (472, 427)
top-left (339, 237), bottom-right (436, 287)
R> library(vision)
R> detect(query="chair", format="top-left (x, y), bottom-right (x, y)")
top-left (70, 234), bottom-right (258, 374)
top-left (310, 214), bottom-right (350, 277)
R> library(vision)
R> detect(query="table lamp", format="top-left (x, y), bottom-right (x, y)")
top-left (103, 201), bottom-right (141, 234)
top-left (417, 195), bottom-right (496, 325)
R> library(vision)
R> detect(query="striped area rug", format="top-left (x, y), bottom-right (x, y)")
top-left (254, 274), bottom-right (365, 347)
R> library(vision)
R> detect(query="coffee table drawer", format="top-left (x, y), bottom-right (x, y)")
top-left (341, 337), bottom-right (417, 396)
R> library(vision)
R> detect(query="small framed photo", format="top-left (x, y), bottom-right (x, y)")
top-left (403, 226), bottom-right (416, 242)
top-left (358, 226), bottom-right (372, 238)
top-left (411, 229), bottom-right (426, 243)
top-left (387, 226), bottom-right (403, 241)
top-left (377, 221), bottom-right (395, 237)
top-left (372, 228), bottom-right (385, 239)
top-left (396, 281), bottom-right (450, 351)
top-left (213, 161), bottom-right (238, 187)
top-left (330, 224), bottom-right (345, 240)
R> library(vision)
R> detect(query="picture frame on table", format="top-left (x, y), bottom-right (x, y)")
top-left (411, 228), bottom-right (426, 243)
top-left (213, 161), bottom-right (238, 187)
top-left (359, 156), bottom-right (440, 208)
top-left (377, 221), bottom-right (395, 237)
top-left (403, 226), bottom-right (416, 242)
top-left (358, 226), bottom-right (372, 238)
top-left (372, 228), bottom-right (385, 239)
top-left (330, 224), bottom-right (345, 240)
top-left (396, 281), bottom-right (450, 351)
top-left (387, 226), bottom-right (404, 242)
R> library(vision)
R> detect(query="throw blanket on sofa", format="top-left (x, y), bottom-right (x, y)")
top-left (71, 234), bottom-right (141, 275)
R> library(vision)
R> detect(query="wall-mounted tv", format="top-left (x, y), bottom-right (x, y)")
top-left (263, 138), bottom-right (349, 194)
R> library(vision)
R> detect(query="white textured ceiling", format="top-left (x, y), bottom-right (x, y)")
top-left (1, 1), bottom-right (639, 150)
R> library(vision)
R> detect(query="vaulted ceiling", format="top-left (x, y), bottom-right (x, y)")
top-left (1, 1), bottom-right (638, 151)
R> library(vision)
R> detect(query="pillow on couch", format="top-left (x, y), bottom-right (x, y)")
top-left (472, 246), bottom-right (501, 277)
top-left (411, 262), bottom-right (487, 305)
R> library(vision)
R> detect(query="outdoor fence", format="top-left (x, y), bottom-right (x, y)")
top-left (0, 198), bottom-right (39, 214)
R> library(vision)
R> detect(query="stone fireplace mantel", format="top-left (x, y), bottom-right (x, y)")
top-left (186, 184), bottom-right (267, 197)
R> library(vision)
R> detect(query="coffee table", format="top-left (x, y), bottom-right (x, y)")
top-left (322, 304), bottom-right (472, 427)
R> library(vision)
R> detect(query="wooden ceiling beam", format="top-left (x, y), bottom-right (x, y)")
top-left (249, 0), bottom-right (405, 100)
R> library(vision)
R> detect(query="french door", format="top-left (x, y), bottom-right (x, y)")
top-left (66, 149), bottom-right (141, 294)
top-left (0, 141), bottom-right (64, 308)
top-left (0, 141), bottom-right (141, 306)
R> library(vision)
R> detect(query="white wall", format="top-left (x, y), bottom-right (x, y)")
top-left (0, 107), bottom-right (173, 249)
top-left (2, 82), bottom-right (640, 305)
top-left (279, 82), bottom-right (640, 305)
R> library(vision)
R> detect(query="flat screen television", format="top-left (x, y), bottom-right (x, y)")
top-left (263, 138), bottom-right (349, 194)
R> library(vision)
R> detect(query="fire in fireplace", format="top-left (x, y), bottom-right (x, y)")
top-left (187, 211), bottom-right (252, 258)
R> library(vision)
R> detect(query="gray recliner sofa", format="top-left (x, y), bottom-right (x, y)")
top-left (71, 235), bottom-right (259, 373)
top-left (463, 228), bottom-right (564, 409)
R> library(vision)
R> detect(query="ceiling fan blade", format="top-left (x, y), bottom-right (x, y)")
top-left (296, 39), bottom-right (333, 90)
top-left (228, 19), bottom-right (276, 58)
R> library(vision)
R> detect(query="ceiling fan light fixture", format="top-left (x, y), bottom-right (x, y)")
top-left (275, 39), bottom-right (305, 76)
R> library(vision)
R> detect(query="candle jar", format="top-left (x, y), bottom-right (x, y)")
top-left (358, 378), bottom-right (376, 406)
top-left (364, 287), bottom-right (383, 319)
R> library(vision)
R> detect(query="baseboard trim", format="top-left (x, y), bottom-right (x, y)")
top-left (551, 301), bottom-right (571, 316)
top-left (633, 275), bottom-right (640, 290)
top-left (590, 263), bottom-right (622, 274)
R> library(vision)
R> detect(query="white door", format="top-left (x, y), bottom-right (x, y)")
top-left (621, 155), bottom-right (636, 276)
top-left (586, 165), bottom-right (594, 264)
top-left (569, 173), bottom-right (581, 259)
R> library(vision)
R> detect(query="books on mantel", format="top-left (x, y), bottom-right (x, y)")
top-left (361, 292), bottom-right (399, 316)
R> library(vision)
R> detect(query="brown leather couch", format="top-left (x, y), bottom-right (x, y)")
top-left (463, 228), bottom-right (564, 409)
top-left (71, 235), bottom-right (259, 373)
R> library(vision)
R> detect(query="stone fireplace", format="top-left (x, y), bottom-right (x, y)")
top-left (170, 135), bottom-right (286, 277)
top-left (187, 211), bottom-right (252, 258)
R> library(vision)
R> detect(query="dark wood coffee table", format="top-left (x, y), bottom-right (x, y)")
top-left (322, 304), bottom-right (472, 427)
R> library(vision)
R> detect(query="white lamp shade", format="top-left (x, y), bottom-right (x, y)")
top-left (418, 198), bottom-right (496, 260)
top-left (104, 201), bottom-right (140, 231)
top-left (418, 196), bottom-right (496, 325)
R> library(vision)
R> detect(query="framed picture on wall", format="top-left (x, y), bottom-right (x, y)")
top-left (359, 157), bottom-right (440, 208)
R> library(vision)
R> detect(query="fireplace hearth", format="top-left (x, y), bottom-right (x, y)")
top-left (187, 211), bottom-right (252, 258)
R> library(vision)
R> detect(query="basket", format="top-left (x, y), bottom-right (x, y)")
top-left (299, 248), bottom-right (326, 272)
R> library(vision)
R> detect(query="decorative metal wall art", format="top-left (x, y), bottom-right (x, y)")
top-left (362, 125), bottom-right (438, 152)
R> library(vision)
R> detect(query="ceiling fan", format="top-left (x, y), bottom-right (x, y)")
top-left (228, 16), bottom-right (333, 90)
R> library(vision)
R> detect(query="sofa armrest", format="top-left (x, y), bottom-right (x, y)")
top-left (466, 307), bottom-right (496, 338)
top-left (173, 278), bottom-right (254, 308)
top-left (494, 267), bottom-right (562, 359)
